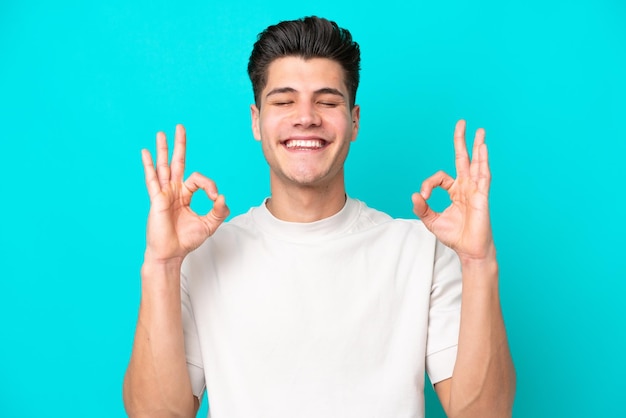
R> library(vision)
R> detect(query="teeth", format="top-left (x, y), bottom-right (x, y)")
top-left (285, 139), bottom-right (324, 149)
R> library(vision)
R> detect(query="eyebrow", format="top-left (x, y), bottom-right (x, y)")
top-left (265, 87), bottom-right (346, 100)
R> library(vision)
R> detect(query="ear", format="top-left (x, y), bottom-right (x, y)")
top-left (251, 104), bottom-right (261, 141)
top-left (350, 104), bottom-right (360, 142)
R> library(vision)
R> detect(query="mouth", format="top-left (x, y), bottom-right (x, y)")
top-left (282, 137), bottom-right (328, 151)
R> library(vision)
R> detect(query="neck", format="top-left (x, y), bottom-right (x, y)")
top-left (266, 175), bottom-right (347, 223)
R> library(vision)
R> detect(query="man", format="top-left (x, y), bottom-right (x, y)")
top-left (123, 16), bottom-right (515, 418)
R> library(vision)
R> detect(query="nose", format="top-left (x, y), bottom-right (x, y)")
top-left (293, 101), bottom-right (321, 128)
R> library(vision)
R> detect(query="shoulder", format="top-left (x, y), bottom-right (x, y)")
top-left (349, 198), bottom-right (432, 236)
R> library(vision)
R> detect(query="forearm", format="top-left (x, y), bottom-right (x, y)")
top-left (446, 257), bottom-right (516, 418)
top-left (123, 259), bottom-right (198, 418)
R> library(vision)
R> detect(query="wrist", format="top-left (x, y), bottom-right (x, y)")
top-left (141, 252), bottom-right (184, 284)
top-left (143, 249), bottom-right (184, 270)
top-left (141, 259), bottom-right (182, 275)
top-left (459, 254), bottom-right (498, 270)
top-left (459, 250), bottom-right (499, 289)
top-left (457, 242), bottom-right (497, 267)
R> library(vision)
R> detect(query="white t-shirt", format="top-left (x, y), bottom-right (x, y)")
top-left (181, 198), bottom-right (462, 418)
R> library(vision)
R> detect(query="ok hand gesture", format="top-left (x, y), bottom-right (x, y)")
top-left (142, 124), bottom-right (230, 264)
top-left (412, 120), bottom-right (495, 263)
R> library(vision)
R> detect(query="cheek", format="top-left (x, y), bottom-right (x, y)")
top-left (258, 113), bottom-right (283, 137)
top-left (336, 117), bottom-right (354, 139)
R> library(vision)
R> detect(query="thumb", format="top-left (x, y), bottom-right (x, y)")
top-left (411, 192), bottom-right (439, 231)
top-left (205, 194), bottom-right (230, 235)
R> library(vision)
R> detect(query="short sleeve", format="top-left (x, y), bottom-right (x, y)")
top-left (425, 240), bottom-right (462, 385)
top-left (181, 270), bottom-right (206, 399)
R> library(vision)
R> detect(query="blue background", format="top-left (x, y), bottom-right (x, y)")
top-left (1, 1), bottom-right (624, 417)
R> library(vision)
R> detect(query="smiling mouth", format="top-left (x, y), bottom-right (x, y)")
top-left (282, 139), bottom-right (328, 150)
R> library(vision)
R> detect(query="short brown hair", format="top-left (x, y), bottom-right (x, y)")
top-left (247, 16), bottom-right (361, 108)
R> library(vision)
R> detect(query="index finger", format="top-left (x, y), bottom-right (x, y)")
top-left (141, 148), bottom-right (161, 198)
top-left (170, 124), bottom-right (187, 183)
top-left (453, 119), bottom-right (470, 178)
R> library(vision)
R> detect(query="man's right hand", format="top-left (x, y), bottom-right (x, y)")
top-left (124, 124), bottom-right (219, 417)
top-left (142, 124), bottom-right (230, 265)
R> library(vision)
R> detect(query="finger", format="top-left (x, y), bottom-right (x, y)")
top-left (453, 119), bottom-right (470, 178)
top-left (419, 170), bottom-right (455, 200)
top-left (141, 149), bottom-right (161, 198)
top-left (183, 172), bottom-right (230, 235)
top-left (411, 192), bottom-right (439, 231)
top-left (469, 127), bottom-right (486, 182)
top-left (171, 124), bottom-right (187, 183)
top-left (156, 131), bottom-right (171, 187)
top-left (182, 172), bottom-right (219, 205)
top-left (477, 142), bottom-right (491, 194)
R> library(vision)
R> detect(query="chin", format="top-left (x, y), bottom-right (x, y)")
top-left (276, 170), bottom-right (329, 188)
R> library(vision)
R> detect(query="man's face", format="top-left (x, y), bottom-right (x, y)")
top-left (251, 56), bottom-right (360, 190)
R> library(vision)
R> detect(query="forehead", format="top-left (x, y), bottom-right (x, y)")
top-left (263, 56), bottom-right (347, 94)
